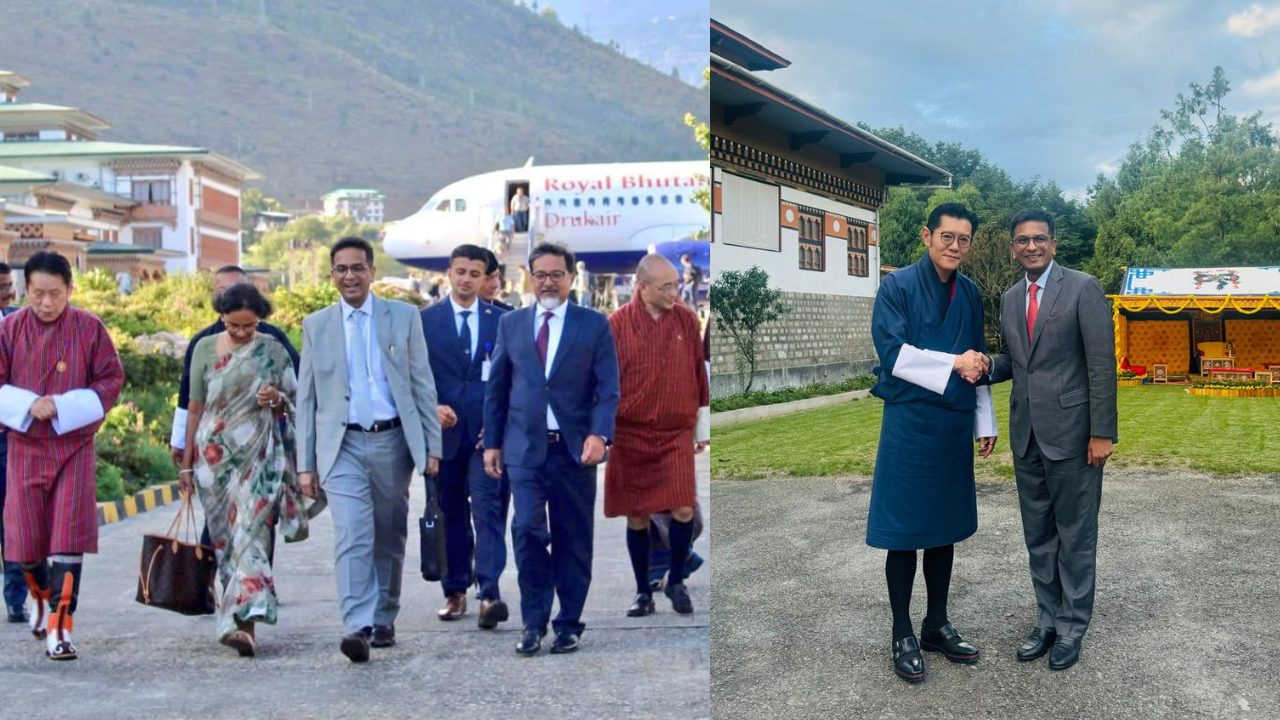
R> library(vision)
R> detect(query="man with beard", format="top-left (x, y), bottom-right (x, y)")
top-left (483, 242), bottom-right (620, 656)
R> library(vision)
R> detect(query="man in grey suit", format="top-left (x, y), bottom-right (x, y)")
top-left (297, 236), bottom-right (442, 663)
top-left (987, 209), bottom-right (1117, 671)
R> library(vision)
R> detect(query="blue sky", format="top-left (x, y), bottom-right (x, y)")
top-left (712, 1), bottom-right (1280, 198)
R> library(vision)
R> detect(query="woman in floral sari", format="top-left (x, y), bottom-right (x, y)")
top-left (179, 283), bottom-right (316, 657)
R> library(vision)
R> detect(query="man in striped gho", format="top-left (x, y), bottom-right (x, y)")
top-left (604, 254), bottom-right (710, 617)
top-left (0, 251), bottom-right (124, 661)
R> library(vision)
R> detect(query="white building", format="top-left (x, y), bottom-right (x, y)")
top-left (709, 22), bottom-right (951, 395)
top-left (0, 71), bottom-right (260, 277)
top-left (322, 188), bottom-right (385, 224)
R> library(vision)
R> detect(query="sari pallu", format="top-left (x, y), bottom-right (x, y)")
top-left (193, 335), bottom-right (321, 639)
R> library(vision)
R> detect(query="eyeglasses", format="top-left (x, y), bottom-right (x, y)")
top-left (331, 264), bottom-right (370, 276)
top-left (935, 232), bottom-right (972, 248)
top-left (1013, 235), bottom-right (1053, 247)
top-left (648, 282), bottom-right (680, 295)
top-left (532, 271), bottom-right (569, 283)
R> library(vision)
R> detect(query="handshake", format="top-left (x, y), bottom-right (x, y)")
top-left (953, 350), bottom-right (990, 384)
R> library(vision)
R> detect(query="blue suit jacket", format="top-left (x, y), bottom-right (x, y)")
top-left (484, 303), bottom-right (620, 469)
top-left (421, 298), bottom-right (505, 460)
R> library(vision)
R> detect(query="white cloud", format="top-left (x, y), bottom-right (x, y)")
top-left (1242, 68), bottom-right (1280, 94)
top-left (1226, 3), bottom-right (1280, 37)
top-left (1096, 161), bottom-right (1121, 175)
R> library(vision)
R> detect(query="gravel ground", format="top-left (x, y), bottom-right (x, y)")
top-left (0, 456), bottom-right (711, 720)
top-left (711, 470), bottom-right (1280, 720)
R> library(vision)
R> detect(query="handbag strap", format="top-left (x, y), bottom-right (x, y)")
top-left (137, 544), bottom-right (165, 604)
top-left (164, 491), bottom-right (199, 544)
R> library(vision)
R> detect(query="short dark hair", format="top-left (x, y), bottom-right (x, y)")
top-left (0, 261), bottom-right (11, 274)
top-left (330, 236), bottom-right (374, 265)
top-left (1009, 208), bottom-right (1055, 238)
top-left (484, 248), bottom-right (500, 276)
top-left (449, 244), bottom-right (489, 266)
top-left (214, 264), bottom-right (245, 277)
top-left (926, 203), bottom-right (980, 235)
top-left (213, 282), bottom-right (273, 319)
top-left (528, 242), bottom-right (575, 272)
top-left (24, 251), bottom-right (72, 286)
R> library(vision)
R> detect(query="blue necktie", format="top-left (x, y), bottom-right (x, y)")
top-left (350, 310), bottom-right (375, 428)
top-left (459, 310), bottom-right (473, 361)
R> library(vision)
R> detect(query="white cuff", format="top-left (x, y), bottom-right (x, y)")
top-left (891, 344), bottom-right (955, 395)
top-left (695, 406), bottom-right (710, 444)
top-left (171, 407), bottom-right (188, 449)
top-left (974, 385), bottom-right (997, 439)
top-left (0, 384), bottom-right (38, 432)
top-left (51, 389), bottom-right (105, 435)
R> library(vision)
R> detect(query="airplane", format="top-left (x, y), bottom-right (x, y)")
top-left (382, 159), bottom-right (709, 274)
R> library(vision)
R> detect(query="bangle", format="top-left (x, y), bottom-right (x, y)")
top-left (179, 469), bottom-right (194, 476)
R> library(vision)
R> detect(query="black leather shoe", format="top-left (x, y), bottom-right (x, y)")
top-left (665, 582), bottom-right (694, 615)
top-left (370, 624), bottom-right (395, 648)
top-left (340, 628), bottom-right (371, 663)
top-left (627, 593), bottom-right (656, 617)
top-left (550, 631), bottom-right (580, 654)
top-left (1016, 627), bottom-right (1057, 661)
top-left (1048, 636), bottom-right (1081, 670)
top-left (515, 626), bottom-right (545, 656)
top-left (892, 636), bottom-right (926, 683)
top-left (919, 621), bottom-right (980, 664)
top-left (7, 605), bottom-right (28, 624)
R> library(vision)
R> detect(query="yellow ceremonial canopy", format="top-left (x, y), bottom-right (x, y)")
top-left (1108, 267), bottom-right (1280, 375)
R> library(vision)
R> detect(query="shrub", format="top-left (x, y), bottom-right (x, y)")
top-left (272, 282), bottom-right (339, 328)
top-left (96, 461), bottom-right (125, 502)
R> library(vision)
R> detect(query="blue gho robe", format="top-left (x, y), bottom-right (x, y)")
top-left (865, 253), bottom-right (991, 550)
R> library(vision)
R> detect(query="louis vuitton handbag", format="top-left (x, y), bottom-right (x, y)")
top-left (136, 491), bottom-right (217, 616)
top-left (419, 473), bottom-right (449, 582)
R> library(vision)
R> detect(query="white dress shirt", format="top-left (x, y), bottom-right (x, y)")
top-left (533, 300), bottom-right (569, 431)
top-left (341, 295), bottom-right (398, 423)
top-left (449, 295), bottom-right (480, 359)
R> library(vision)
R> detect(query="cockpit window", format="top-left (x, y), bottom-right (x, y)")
top-left (435, 200), bottom-right (451, 212)
top-left (454, 199), bottom-right (467, 212)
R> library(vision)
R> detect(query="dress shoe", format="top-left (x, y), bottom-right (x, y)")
top-left (437, 592), bottom-right (467, 621)
top-left (919, 621), bottom-right (980, 664)
top-left (371, 624), bottom-right (396, 648)
top-left (664, 582), bottom-right (693, 615)
top-left (1048, 636), bottom-right (1081, 671)
top-left (891, 636), bottom-right (926, 683)
top-left (550, 631), bottom-right (580, 654)
top-left (515, 626), bottom-right (545, 656)
top-left (1016, 627), bottom-right (1057, 661)
top-left (477, 599), bottom-right (509, 630)
top-left (627, 593), bottom-right (656, 617)
top-left (221, 629), bottom-right (256, 657)
top-left (340, 628), bottom-right (371, 663)
top-left (7, 605), bottom-right (28, 624)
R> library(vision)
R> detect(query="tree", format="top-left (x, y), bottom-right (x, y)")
top-left (710, 267), bottom-right (789, 394)
top-left (687, 67), bottom-right (711, 222)
top-left (240, 187), bottom-right (283, 247)
top-left (245, 214), bottom-right (404, 287)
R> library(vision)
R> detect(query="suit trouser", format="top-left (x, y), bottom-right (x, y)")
top-left (439, 448), bottom-right (512, 599)
top-left (508, 440), bottom-right (596, 635)
top-left (0, 437), bottom-right (29, 609)
top-left (1013, 430), bottom-right (1104, 639)
top-left (324, 427), bottom-right (414, 633)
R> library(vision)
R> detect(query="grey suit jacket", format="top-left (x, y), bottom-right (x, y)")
top-left (989, 263), bottom-right (1118, 461)
top-left (296, 295), bottom-right (442, 481)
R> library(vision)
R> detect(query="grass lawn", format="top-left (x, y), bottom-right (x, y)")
top-left (710, 385), bottom-right (1279, 480)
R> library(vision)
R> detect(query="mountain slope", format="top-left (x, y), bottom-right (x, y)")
top-left (0, 0), bottom-right (706, 217)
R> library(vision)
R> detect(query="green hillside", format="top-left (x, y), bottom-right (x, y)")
top-left (0, 0), bottom-right (706, 217)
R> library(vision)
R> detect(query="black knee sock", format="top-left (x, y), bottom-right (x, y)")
top-left (48, 555), bottom-right (83, 616)
top-left (626, 527), bottom-right (650, 595)
top-left (885, 550), bottom-right (917, 641)
top-left (667, 518), bottom-right (694, 588)
top-left (21, 561), bottom-right (49, 591)
top-left (922, 544), bottom-right (954, 631)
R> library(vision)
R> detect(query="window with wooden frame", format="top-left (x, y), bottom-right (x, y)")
top-left (847, 222), bottom-right (870, 277)
top-left (798, 207), bottom-right (825, 271)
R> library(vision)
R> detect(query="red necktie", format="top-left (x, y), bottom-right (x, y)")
top-left (1027, 284), bottom-right (1040, 342)
top-left (537, 311), bottom-right (553, 368)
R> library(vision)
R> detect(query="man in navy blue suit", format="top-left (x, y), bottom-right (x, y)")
top-left (421, 245), bottom-right (511, 629)
top-left (484, 242), bottom-right (620, 656)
